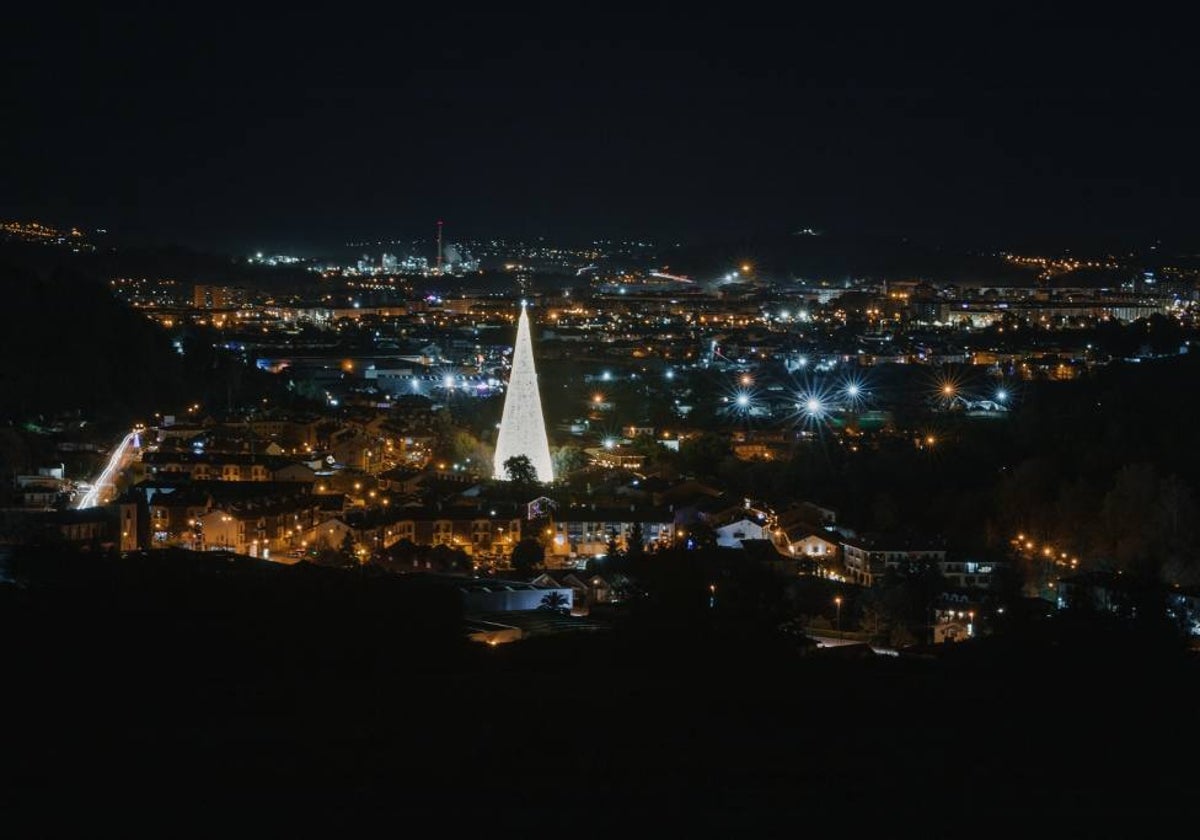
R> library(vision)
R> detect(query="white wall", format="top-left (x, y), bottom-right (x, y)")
top-left (461, 586), bottom-right (574, 613)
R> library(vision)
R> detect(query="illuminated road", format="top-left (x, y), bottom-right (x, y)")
top-left (76, 430), bottom-right (139, 509)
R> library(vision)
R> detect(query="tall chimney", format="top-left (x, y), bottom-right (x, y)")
top-left (436, 219), bottom-right (444, 274)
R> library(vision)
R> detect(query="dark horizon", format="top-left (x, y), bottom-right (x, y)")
top-left (4, 9), bottom-right (1197, 255)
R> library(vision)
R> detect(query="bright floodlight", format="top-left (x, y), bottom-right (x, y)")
top-left (805, 397), bottom-right (823, 415)
top-left (845, 383), bottom-right (860, 398)
top-left (736, 393), bottom-right (750, 408)
top-left (443, 374), bottom-right (455, 389)
top-left (603, 437), bottom-right (616, 450)
top-left (996, 389), bottom-right (1008, 401)
top-left (942, 384), bottom-right (955, 396)
top-left (797, 356), bottom-right (808, 367)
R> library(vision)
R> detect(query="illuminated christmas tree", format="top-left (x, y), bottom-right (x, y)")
top-left (493, 302), bottom-right (554, 482)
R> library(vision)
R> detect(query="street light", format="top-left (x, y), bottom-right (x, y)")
top-left (834, 595), bottom-right (842, 633)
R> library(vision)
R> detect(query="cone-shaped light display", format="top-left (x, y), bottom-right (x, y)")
top-left (493, 302), bottom-right (555, 482)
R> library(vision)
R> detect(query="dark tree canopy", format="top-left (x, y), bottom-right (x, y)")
top-left (503, 454), bottom-right (538, 486)
top-left (510, 537), bottom-right (544, 574)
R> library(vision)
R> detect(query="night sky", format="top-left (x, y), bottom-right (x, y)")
top-left (3, 8), bottom-right (1196, 253)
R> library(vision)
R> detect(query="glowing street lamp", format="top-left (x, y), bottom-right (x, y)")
top-left (834, 595), bottom-right (842, 632)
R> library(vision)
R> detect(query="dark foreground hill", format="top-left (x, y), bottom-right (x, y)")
top-left (1, 549), bottom-right (1195, 832)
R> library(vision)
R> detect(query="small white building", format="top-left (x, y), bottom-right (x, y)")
top-left (784, 528), bottom-right (840, 561)
top-left (715, 517), bottom-right (769, 548)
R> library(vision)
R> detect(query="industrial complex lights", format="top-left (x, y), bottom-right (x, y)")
top-left (492, 302), bottom-right (555, 482)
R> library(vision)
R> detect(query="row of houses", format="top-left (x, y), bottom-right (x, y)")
top-left (116, 479), bottom-right (335, 554)
top-left (0, 507), bottom-right (115, 548)
top-left (709, 503), bottom-right (1003, 590)
top-left (117, 478), bottom-right (676, 563)
top-left (141, 452), bottom-right (317, 483)
top-left (113, 465), bottom-right (1003, 589)
top-left (713, 516), bottom-right (960, 586)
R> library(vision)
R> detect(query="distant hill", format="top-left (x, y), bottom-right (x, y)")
top-left (0, 260), bottom-right (188, 422)
top-left (0, 251), bottom-right (282, 425)
top-left (0, 239), bottom-right (310, 293)
top-left (663, 230), bottom-right (1036, 284)
top-left (87, 244), bottom-right (313, 292)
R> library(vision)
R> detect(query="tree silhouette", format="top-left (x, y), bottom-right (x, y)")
top-left (605, 529), bottom-right (623, 566)
top-left (503, 454), bottom-right (538, 486)
top-left (339, 532), bottom-right (357, 565)
top-left (859, 602), bottom-right (890, 643)
top-left (627, 521), bottom-right (645, 562)
top-left (677, 432), bottom-right (731, 478)
top-left (552, 446), bottom-right (590, 478)
top-left (538, 591), bottom-right (569, 612)
top-left (685, 521), bottom-right (717, 550)
top-left (510, 538), bottom-right (544, 575)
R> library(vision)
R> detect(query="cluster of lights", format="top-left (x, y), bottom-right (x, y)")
top-left (934, 375), bottom-right (1012, 407)
top-left (1013, 533), bottom-right (1079, 569)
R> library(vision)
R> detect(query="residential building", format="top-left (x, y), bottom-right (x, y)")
top-left (841, 536), bottom-right (947, 586)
